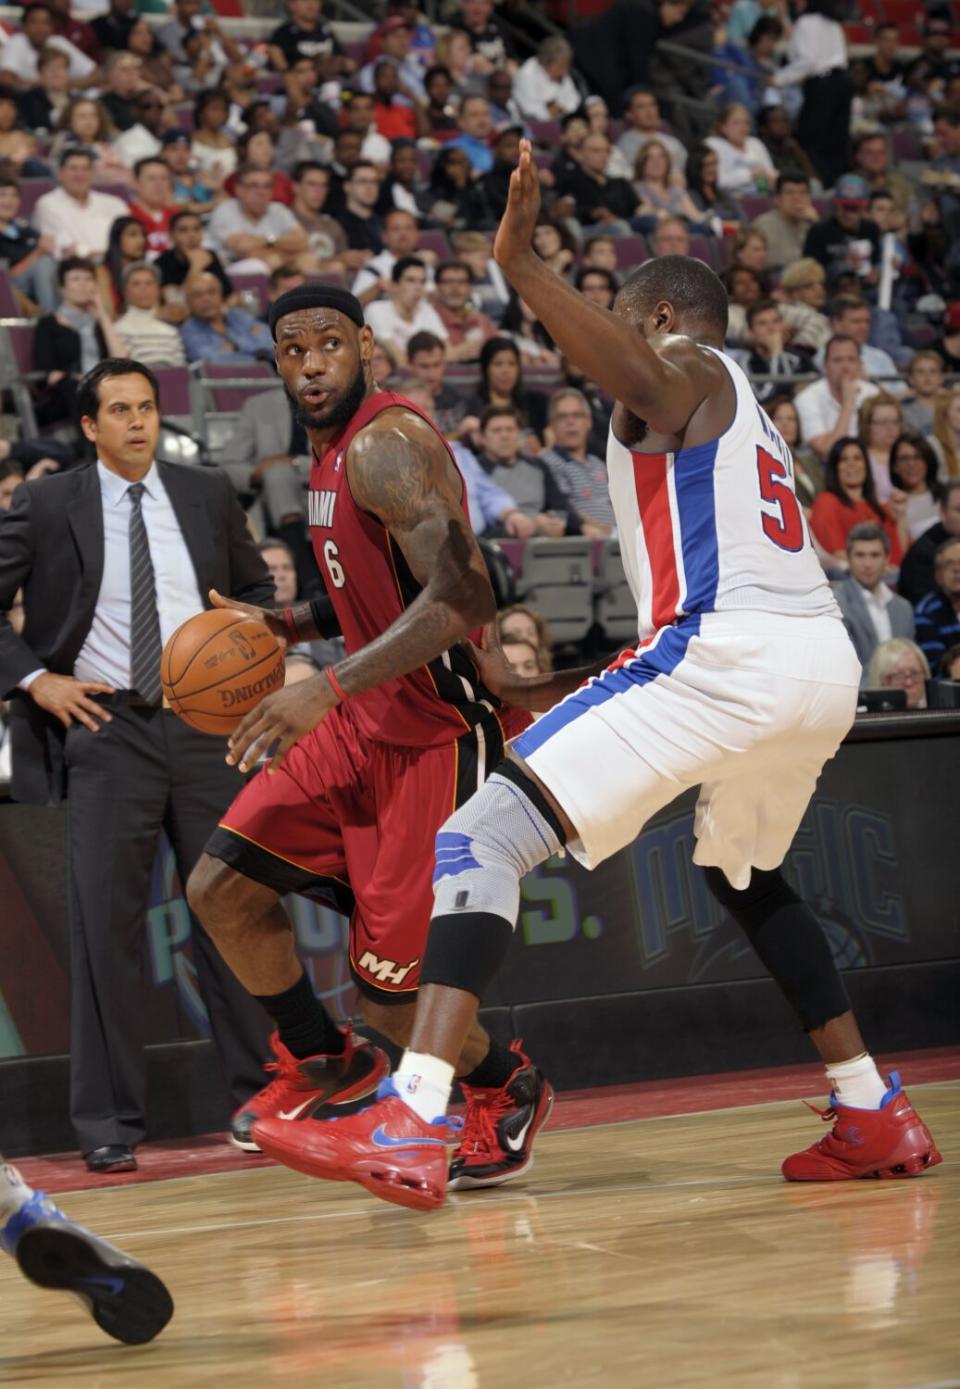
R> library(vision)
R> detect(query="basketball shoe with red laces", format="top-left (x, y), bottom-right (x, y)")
top-left (782, 1072), bottom-right (942, 1181)
top-left (230, 1029), bottom-right (389, 1152)
top-left (252, 1078), bottom-right (461, 1211)
top-left (448, 1041), bottom-right (554, 1190)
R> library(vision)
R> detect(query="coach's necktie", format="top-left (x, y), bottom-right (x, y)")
top-left (127, 482), bottom-right (163, 705)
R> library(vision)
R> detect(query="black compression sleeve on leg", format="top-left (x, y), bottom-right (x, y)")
top-left (420, 911), bottom-right (514, 1000)
top-left (703, 867), bottom-right (851, 1032)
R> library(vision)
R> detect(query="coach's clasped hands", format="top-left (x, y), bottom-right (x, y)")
top-left (226, 673), bottom-right (338, 775)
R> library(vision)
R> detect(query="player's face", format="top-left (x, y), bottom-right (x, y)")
top-left (81, 373), bottom-right (160, 473)
top-left (275, 308), bottom-right (373, 431)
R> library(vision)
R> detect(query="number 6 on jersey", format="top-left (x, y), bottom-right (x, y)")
top-left (324, 539), bottom-right (345, 588)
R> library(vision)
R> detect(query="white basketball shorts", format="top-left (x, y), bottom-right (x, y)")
top-left (511, 610), bottom-right (861, 890)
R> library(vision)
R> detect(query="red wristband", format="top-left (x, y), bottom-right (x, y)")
top-left (282, 607), bottom-right (300, 644)
top-left (326, 666), bottom-right (348, 704)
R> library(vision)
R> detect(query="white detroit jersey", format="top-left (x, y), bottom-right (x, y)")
top-left (605, 346), bottom-right (838, 639)
top-left (512, 347), bottom-right (860, 889)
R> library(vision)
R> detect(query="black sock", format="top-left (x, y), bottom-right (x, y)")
top-left (461, 1036), bottom-right (517, 1089)
top-left (254, 972), bottom-right (345, 1058)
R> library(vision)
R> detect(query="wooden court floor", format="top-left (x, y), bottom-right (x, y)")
top-left (1, 1082), bottom-right (956, 1389)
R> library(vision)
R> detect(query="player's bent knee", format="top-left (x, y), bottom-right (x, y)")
top-left (186, 853), bottom-right (260, 931)
top-left (421, 770), bottom-right (565, 998)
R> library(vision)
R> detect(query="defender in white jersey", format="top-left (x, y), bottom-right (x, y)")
top-left (254, 143), bottom-right (940, 1210)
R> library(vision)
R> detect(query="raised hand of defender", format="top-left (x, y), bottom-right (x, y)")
top-left (494, 138), bottom-right (541, 270)
top-left (226, 672), bottom-right (338, 774)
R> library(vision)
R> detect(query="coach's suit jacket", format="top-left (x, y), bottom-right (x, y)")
top-left (831, 577), bottom-right (915, 682)
top-left (0, 460), bottom-right (274, 805)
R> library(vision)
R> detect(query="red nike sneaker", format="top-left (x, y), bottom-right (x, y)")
top-left (782, 1073), bottom-right (942, 1182)
top-left (448, 1041), bottom-right (554, 1190)
top-left (252, 1079), bottom-right (459, 1211)
top-left (230, 1029), bottom-right (389, 1152)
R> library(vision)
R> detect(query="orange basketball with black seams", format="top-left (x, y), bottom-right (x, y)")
top-left (161, 609), bottom-right (284, 735)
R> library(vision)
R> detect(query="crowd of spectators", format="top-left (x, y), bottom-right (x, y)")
top-left (0, 0), bottom-right (958, 699)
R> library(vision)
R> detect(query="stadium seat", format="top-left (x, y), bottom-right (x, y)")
top-left (228, 272), bottom-right (270, 313)
top-left (525, 365), bottom-right (565, 393)
top-left (517, 537), bottom-right (595, 643)
top-left (15, 179), bottom-right (55, 218)
top-left (418, 230), bottom-right (451, 261)
top-left (611, 235), bottom-right (647, 270)
top-left (152, 366), bottom-right (197, 433)
top-left (0, 318), bottom-right (41, 436)
top-left (739, 195), bottom-right (773, 221)
top-left (594, 538), bottom-right (637, 643)
top-left (199, 362), bottom-right (278, 413)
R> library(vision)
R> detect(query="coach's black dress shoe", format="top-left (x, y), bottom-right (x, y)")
top-left (84, 1145), bottom-right (138, 1174)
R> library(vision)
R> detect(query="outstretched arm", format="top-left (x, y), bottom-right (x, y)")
top-left (493, 141), bottom-right (713, 437)
top-left (226, 410), bottom-right (495, 772)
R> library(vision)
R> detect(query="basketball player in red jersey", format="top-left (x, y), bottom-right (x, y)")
top-left (187, 285), bottom-right (553, 1191)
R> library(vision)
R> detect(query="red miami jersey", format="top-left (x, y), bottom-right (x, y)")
top-left (606, 347), bottom-right (839, 638)
top-left (308, 390), bottom-right (501, 748)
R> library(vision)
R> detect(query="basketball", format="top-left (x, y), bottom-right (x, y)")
top-left (161, 608), bottom-right (284, 735)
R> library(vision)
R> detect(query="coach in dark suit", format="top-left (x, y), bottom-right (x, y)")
top-left (831, 522), bottom-right (915, 682)
top-left (0, 358), bottom-right (273, 1172)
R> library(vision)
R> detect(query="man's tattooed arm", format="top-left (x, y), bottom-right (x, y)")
top-left (330, 408), bottom-right (496, 698)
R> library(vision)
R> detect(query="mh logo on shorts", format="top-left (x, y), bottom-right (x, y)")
top-left (358, 952), bottom-right (419, 986)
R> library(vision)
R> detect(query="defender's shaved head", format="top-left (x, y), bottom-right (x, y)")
top-left (616, 256), bottom-right (729, 340)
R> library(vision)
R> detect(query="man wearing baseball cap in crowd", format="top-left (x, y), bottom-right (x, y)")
top-left (803, 174), bottom-right (882, 287)
top-left (357, 15), bottom-right (427, 105)
top-left (160, 129), bottom-right (220, 213)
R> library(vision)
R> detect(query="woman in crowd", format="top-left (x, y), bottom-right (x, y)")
top-left (931, 386), bottom-right (960, 479)
top-left (224, 130), bottom-right (293, 205)
top-left (723, 264), bottom-right (765, 345)
top-left (127, 16), bottom-right (184, 100)
top-left (50, 99), bottom-right (130, 185)
top-left (765, 394), bottom-right (824, 509)
top-left (464, 336), bottom-right (550, 447)
top-left (451, 229), bottom-right (510, 323)
top-left (732, 226), bottom-right (769, 277)
top-left (433, 30), bottom-right (482, 100)
top-left (423, 66), bottom-right (460, 139)
top-left (858, 391), bottom-right (904, 503)
top-left (34, 257), bottom-right (125, 429)
top-left (686, 144), bottom-right (744, 236)
top-left (498, 604), bottom-right (554, 673)
top-left (376, 140), bottom-right (429, 220)
top-left (427, 146), bottom-right (474, 229)
top-left (810, 435), bottom-right (907, 567)
top-left (96, 216), bottom-right (149, 316)
top-left (500, 292), bottom-right (560, 368)
top-left (583, 95), bottom-right (631, 178)
top-left (0, 87), bottom-right (47, 176)
top-left (191, 89), bottom-right (237, 181)
top-left (705, 102), bottom-right (777, 196)
top-left (865, 638), bottom-right (930, 709)
top-left (532, 220), bottom-right (577, 278)
top-left (632, 141), bottom-right (702, 223)
top-left (370, 340), bottom-right (398, 390)
top-left (888, 432), bottom-right (943, 541)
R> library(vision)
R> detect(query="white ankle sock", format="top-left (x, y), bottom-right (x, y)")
top-left (392, 1051), bottom-right (455, 1125)
top-left (825, 1053), bottom-right (888, 1109)
top-left (0, 1163), bottom-right (34, 1224)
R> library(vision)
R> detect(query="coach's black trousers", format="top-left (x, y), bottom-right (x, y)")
top-left (64, 703), bottom-right (270, 1154)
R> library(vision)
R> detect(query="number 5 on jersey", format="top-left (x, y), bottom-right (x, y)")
top-left (757, 445), bottom-right (804, 553)
top-left (324, 539), bottom-right (345, 588)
